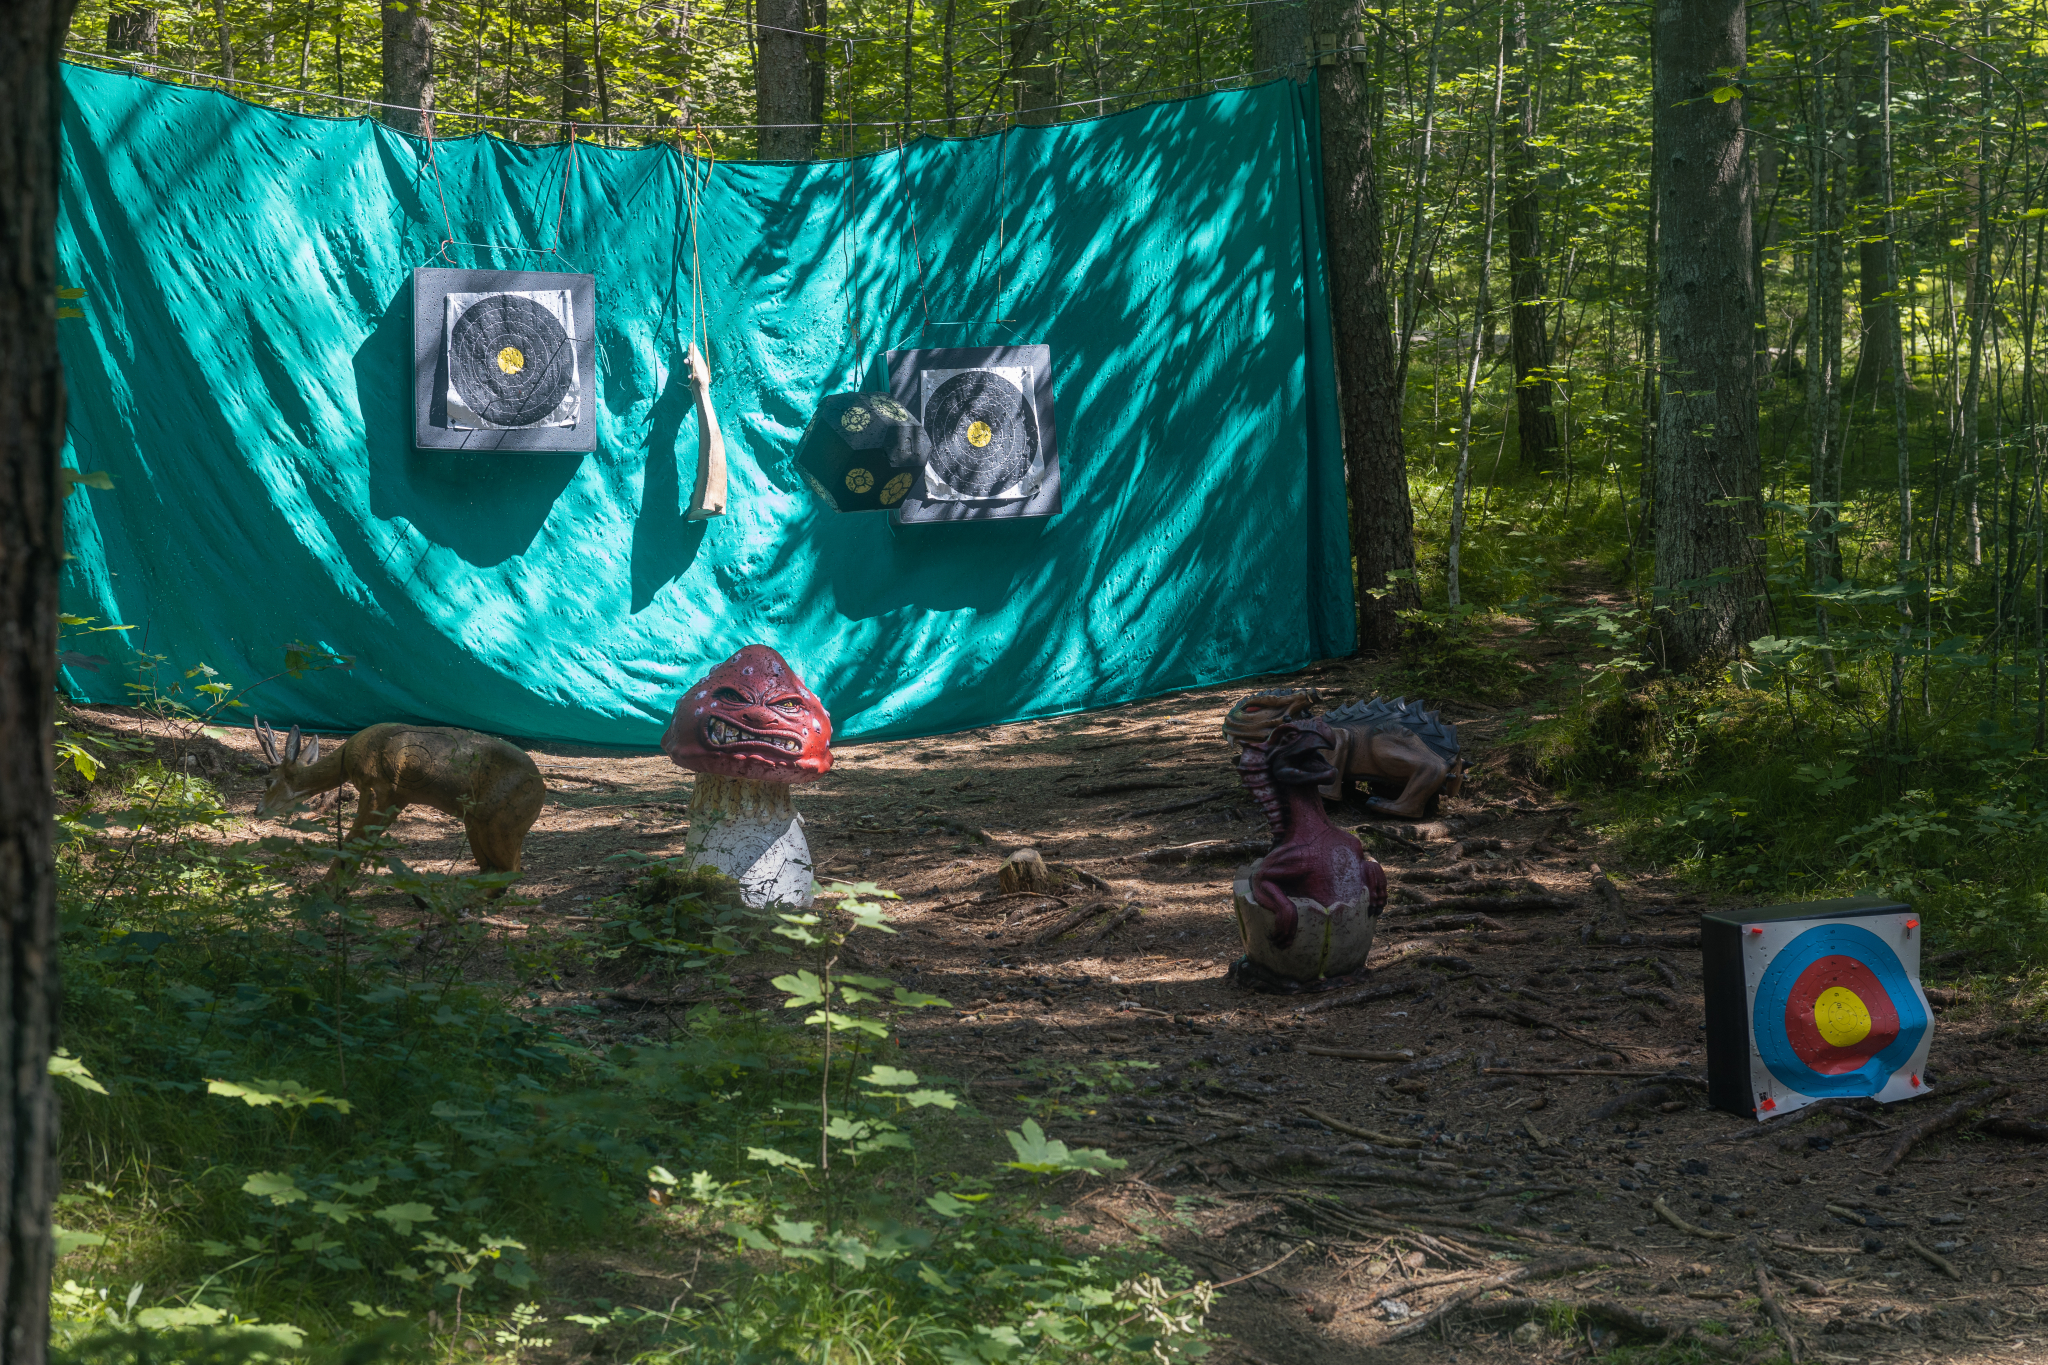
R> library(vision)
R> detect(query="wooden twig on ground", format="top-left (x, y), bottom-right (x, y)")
top-left (1301, 1046), bottom-right (1417, 1063)
top-left (1903, 1236), bottom-right (1962, 1280)
top-left (1031, 899), bottom-right (1118, 944)
top-left (1375, 1252), bottom-right (1606, 1343)
top-left (1746, 1239), bottom-right (1802, 1363)
top-left (1651, 1196), bottom-right (1737, 1241)
top-left (1140, 837), bottom-right (1269, 864)
top-left (1979, 1116), bottom-right (2048, 1142)
top-left (1395, 912), bottom-right (1514, 933)
top-left (1878, 1082), bottom-right (2013, 1172)
top-left (1589, 864), bottom-right (1625, 917)
top-left (1127, 789), bottom-right (1232, 818)
top-left (1073, 778), bottom-right (1183, 797)
top-left (1087, 903), bottom-right (1142, 943)
top-left (1292, 977), bottom-right (1424, 1016)
top-left (1297, 1107), bottom-right (1422, 1145)
top-left (1767, 1236), bottom-right (1864, 1256)
top-left (1411, 893), bottom-right (1576, 914)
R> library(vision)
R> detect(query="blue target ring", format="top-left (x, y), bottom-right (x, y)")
top-left (1753, 923), bottom-right (1927, 1097)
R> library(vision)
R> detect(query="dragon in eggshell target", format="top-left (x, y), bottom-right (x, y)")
top-left (1701, 897), bottom-right (1934, 1121)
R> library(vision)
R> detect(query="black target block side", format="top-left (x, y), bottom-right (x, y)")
top-left (881, 345), bottom-right (1061, 524)
top-left (412, 267), bottom-right (597, 452)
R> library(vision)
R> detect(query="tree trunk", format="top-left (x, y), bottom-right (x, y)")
top-left (1846, 56), bottom-right (1894, 404)
top-left (1448, 24), bottom-right (1506, 608)
top-left (1651, 0), bottom-right (1768, 672)
top-left (1309, 0), bottom-right (1417, 652)
top-left (1805, 0), bottom-right (1844, 676)
top-left (653, 3), bottom-right (691, 130)
top-left (211, 0), bottom-right (237, 82)
top-left (808, 0), bottom-right (828, 142)
top-left (1506, 0), bottom-right (1560, 472)
top-left (754, 0), bottom-right (815, 158)
top-left (1959, 38), bottom-right (1992, 567)
top-left (0, 4), bottom-right (74, 1362)
top-left (1248, 0), bottom-right (1306, 81)
top-left (1007, 0), bottom-right (1058, 125)
top-left (105, 4), bottom-right (158, 56)
top-left (380, 0), bottom-right (435, 136)
top-left (561, 0), bottom-right (593, 130)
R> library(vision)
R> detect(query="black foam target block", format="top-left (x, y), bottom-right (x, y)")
top-left (794, 393), bottom-right (930, 512)
top-left (880, 344), bottom-right (1061, 524)
top-left (412, 267), bottom-right (596, 452)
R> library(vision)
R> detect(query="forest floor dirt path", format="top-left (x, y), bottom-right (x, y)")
top-left (68, 583), bottom-right (2048, 1364)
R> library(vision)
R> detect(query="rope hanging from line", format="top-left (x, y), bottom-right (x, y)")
top-left (679, 131), bottom-right (727, 521)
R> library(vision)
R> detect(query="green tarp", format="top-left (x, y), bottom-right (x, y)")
top-left (54, 65), bottom-right (1353, 746)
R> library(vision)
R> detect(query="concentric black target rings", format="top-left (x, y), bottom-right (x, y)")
top-left (925, 370), bottom-right (1037, 498)
top-left (448, 294), bottom-right (575, 427)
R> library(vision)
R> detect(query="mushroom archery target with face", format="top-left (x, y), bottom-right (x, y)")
top-left (1702, 898), bottom-right (1933, 1121)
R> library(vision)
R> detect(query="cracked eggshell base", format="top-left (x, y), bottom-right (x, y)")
top-left (1233, 863), bottom-right (1377, 983)
top-left (1701, 897), bottom-right (1934, 1121)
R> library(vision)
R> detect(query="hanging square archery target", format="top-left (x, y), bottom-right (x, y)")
top-left (412, 267), bottom-right (597, 452)
top-left (880, 345), bottom-right (1061, 524)
top-left (1701, 897), bottom-right (1934, 1121)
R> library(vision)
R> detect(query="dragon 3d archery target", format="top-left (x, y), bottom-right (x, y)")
top-left (1702, 898), bottom-right (1933, 1121)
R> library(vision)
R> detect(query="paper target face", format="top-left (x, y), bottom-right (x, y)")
top-left (1743, 913), bottom-right (1931, 1113)
top-left (919, 367), bottom-right (1041, 500)
top-left (444, 290), bottom-right (579, 430)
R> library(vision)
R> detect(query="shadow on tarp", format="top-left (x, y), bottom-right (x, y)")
top-left (53, 66), bottom-right (1352, 746)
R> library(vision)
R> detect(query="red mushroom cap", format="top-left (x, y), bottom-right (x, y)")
top-left (660, 645), bottom-right (834, 782)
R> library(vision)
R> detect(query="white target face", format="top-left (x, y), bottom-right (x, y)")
top-left (444, 289), bottom-right (580, 430)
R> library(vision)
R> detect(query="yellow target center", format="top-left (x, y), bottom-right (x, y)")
top-left (880, 472), bottom-right (914, 505)
top-left (496, 346), bottom-right (526, 375)
top-left (844, 467), bottom-right (875, 494)
top-left (1812, 986), bottom-right (1873, 1048)
top-left (966, 420), bottom-right (993, 447)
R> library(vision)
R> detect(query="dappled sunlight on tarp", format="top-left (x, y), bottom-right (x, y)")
top-left (54, 64), bottom-right (1351, 745)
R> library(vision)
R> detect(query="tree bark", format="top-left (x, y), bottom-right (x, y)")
top-left (1506, 0), bottom-right (1560, 472)
top-left (561, 0), bottom-right (594, 129)
top-left (1805, 0), bottom-right (1843, 678)
top-left (0, 3), bottom-right (75, 1362)
top-left (105, 4), bottom-right (158, 56)
top-left (1248, 0), bottom-right (1307, 81)
top-left (1651, 0), bottom-right (1768, 672)
top-left (754, 0), bottom-right (816, 158)
top-left (1309, 0), bottom-right (1418, 652)
top-left (380, 0), bottom-right (435, 136)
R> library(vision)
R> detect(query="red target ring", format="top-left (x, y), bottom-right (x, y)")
top-left (1780, 954), bottom-right (1899, 1076)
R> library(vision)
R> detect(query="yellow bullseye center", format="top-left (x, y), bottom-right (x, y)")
top-left (1813, 986), bottom-right (1873, 1048)
top-left (966, 420), bottom-right (993, 447)
top-left (497, 346), bottom-right (526, 375)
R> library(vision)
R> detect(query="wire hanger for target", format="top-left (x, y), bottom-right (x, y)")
top-left (422, 124), bottom-right (585, 272)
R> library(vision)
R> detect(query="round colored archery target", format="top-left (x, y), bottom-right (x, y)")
top-left (1752, 923), bottom-right (1927, 1097)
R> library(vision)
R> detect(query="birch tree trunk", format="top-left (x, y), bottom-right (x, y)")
top-left (1651, 0), bottom-right (1768, 672)
top-left (1805, 0), bottom-right (1844, 678)
top-left (1448, 25), bottom-right (1506, 608)
top-left (1506, 0), bottom-right (1560, 472)
top-left (0, 2), bottom-right (74, 1360)
top-left (1309, 0), bottom-right (1418, 651)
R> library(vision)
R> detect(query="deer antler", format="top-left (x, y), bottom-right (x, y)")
top-left (254, 717), bottom-right (281, 765)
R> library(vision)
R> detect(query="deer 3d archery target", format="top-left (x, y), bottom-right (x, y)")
top-left (1702, 898), bottom-right (1933, 1121)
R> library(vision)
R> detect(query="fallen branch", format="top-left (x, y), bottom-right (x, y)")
top-left (1031, 900), bottom-right (1119, 944)
top-left (1903, 1235), bottom-right (1962, 1280)
top-left (1141, 837), bottom-right (1269, 865)
top-left (1375, 1252), bottom-right (1606, 1343)
top-left (1297, 1108), bottom-right (1423, 1146)
top-left (1301, 1046), bottom-right (1417, 1063)
top-left (1087, 903), bottom-right (1143, 943)
top-left (1415, 893), bottom-right (1576, 914)
top-left (1978, 1115), bottom-right (2048, 1142)
top-left (1483, 1067), bottom-right (1696, 1081)
top-left (1651, 1196), bottom-right (1738, 1241)
top-left (1127, 789), bottom-right (1232, 818)
top-left (1073, 778), bottom-right (1185, 797)
top-left (1397, 912), bottom-right (1514, 933)
top-left (1767, 1236), bottom-right (1864, 1256)
top-left (1292, 978), bottom-right (1424, 1016)
top-left (1584, 929), bottom-right (1703, 949)
top-left (1746, 1239), bottom-right (1802, 1364)
top-left (1877, 1082), bottom-right (2013, 1173)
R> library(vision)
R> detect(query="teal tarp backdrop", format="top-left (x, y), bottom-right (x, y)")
top-left (54, 65), bottom-right (1353, 746)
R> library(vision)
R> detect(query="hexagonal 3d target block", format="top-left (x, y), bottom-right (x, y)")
top-left (1702, 896), bottom-right (1934, 1121)
top-left (794, 392), bottom-right (929, 512)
